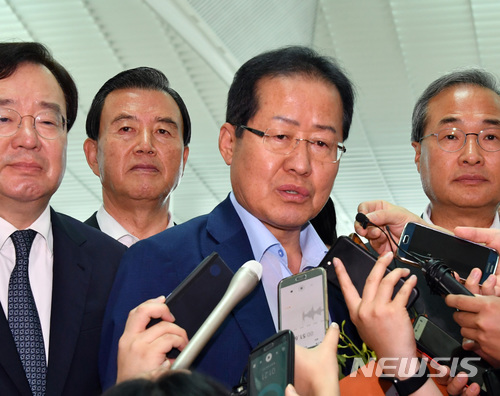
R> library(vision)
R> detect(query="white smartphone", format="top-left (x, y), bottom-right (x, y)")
top-left (398, 222), bottom-right (498, 284)
top-left (278, 267), bottom-right (328, 348)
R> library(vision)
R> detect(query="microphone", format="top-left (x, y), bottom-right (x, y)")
top-left (422, 259), bottom-right (474, 296)
top-left (356, 212), bottom-right (371, 229)
top-left (171, 260), bottom-right (263, 370)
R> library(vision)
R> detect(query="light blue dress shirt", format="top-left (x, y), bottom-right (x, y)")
top-left (229, 192), bottom-right (328, 329)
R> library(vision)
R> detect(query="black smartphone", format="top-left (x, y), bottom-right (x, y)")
top-left (147, 252), bottom-right (234, 357)
top-left (247, 330), bottom-right (294, 396)
top-left (413, 315), bottom-right (490, 387)
top-left (278, 267), bottom-right (328, 348)
top-left (398, 222), bottom-right (498, 284)
top-left (319, 235), bottom-right (419, 308)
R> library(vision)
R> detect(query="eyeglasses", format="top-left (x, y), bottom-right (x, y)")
top-left (0, 106), bottom-right (67, 140)
top-left (419, 127), bottom-right (500, 153)
top-left (237, 125), bottom-right (346, 163)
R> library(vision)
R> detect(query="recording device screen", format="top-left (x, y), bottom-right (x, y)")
top-left (248, 330), bottom-right (293, 396)
top-left (398, 222), bottom-right (498, 283)
top-left (278, 267), bottom-right (328, 348)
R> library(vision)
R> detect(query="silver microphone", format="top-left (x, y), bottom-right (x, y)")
top-left (171, 260), bottom-right (263, 370)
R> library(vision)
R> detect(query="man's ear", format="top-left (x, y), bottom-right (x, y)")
top-left (219, 123), bottom-right (237, 166)
top-left (411, 141), bottom-right (422, 173)
top-left (181, 146), bottom-right (189, 175)
top-left (83, 138), bottom-right (101, 177)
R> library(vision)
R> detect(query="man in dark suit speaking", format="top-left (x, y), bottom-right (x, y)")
top-left (0, 42), bottom-right (126, 396)
top-left (100, 46), bottom-right (360, 390)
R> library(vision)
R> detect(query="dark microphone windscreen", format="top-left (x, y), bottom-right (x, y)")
top-left (356, 213), bottom-right (370, 229)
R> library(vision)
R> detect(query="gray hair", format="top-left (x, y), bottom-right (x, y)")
top-left (411, 69), bottom-right (500, 142)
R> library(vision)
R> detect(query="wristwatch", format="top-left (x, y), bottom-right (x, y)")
top-left (384, 358), bottom-right (430, 396)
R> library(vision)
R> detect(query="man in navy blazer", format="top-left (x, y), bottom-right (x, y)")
top-left (100, 46), bottom-right (359, 390)
top-left (0, 42), bottom-right (126, 395)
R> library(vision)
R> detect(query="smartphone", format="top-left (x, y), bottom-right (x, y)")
top-left (399, 222), bottom-right (499, 284)
top-left (319, 235), bottom-right (419, 308)
top-left (414, 315), bottom-right (489, 387)
top-left (147, 252), bottom-right (234, 357)
top-left (247, 330), bottom-right (294, 396)
top-left (413, 314), bottom-right (462, 362)
top-left (278, 267), bottom-right (328, 348)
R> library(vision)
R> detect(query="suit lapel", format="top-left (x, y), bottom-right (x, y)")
top-left (203, 197), bottom-right (275, 349)
top-left (0, 306), bottom-right (32, 395)
top-left (45, 210), bottom-right (91, 396)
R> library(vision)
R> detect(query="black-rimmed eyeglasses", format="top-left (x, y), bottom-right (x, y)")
top-left (237, 125), bottom-right (346, 163)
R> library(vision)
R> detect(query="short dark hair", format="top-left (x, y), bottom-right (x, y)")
top-left (86, 67), bottom-right (191, 145)
top-left (226, 45), bottom-right (355, 141)
top-left (412, 68), bottom-right (500, 142)
top-left (0, 42), bottom-right (78, 131)
top-left (101, 370), bottom-right (230, 396)
top-left (310, 197), bottom-right (337, 247)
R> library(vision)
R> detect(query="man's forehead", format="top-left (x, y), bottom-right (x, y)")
top-left (103, 88), bottom-right (180, 116)
top-left (0, 63), bottom-right (66, 113)
top-left (427, 84), bottom-right (500, 121)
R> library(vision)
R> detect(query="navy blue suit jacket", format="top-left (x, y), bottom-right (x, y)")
top-left (100, 196), bottom-right (357, 389)
top-left (0, 209), bottom-right (126, 396)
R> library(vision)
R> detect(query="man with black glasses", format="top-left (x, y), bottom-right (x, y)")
top-left (100, 45), bottom-right (359, 391)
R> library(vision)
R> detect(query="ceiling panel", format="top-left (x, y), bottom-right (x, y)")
top-left (0, 0), bottom-right (498, 237)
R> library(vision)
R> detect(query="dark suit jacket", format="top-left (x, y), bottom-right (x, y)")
top-left (0, 209), bottom-right (126, 396)
top-left (84, 212), bottom-right (100, 230)
top-left (100, 195), bottom-right (357, 390)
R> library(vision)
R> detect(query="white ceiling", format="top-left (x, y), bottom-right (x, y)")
top-left (1, 0), bottom-right (499, 237)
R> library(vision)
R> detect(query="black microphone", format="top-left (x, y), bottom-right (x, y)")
top-left (422, 259), bottom-right (474, 296)
top-left (171, 260), bottom-right (263, 370)
top-left (356, 212), bottom-right (371, 229)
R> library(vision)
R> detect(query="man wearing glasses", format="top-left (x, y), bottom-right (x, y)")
top-left (0, 42), bottom-right (126, 396)
top-left (100, 46), bottom-right (359, 390)
top-left (407, 69), bottom-right (500, 339)
top-left (412, 69), bottom-right (500, 233)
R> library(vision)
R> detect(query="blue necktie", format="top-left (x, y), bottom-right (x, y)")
top-left (8, 230), bottom-right (46, 396)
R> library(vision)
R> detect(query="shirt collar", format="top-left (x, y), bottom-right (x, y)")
top-left (229, 192), bottom-right (327, 267)
top-left (424, 203), bottom-right (500, 229)
top-left (96, 205), bottom-right (174, 246)
top-left (0, 205), bottom-right (53, 252)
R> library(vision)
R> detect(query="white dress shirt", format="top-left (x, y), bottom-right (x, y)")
top-left (230, 193), bottom-right (328, 330)
top-left (0, 205), bottom-right (53, 362)
top-left (422, 203), bottom-right (500, 229)
top-left (95, 205), bottom-right (174, 247)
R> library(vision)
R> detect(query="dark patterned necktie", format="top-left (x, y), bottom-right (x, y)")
top-left (8, 230), bottom-right (46, 396)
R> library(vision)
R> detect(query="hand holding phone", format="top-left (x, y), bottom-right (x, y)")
top-left (398, 222), bottom-right (498, 284)
top-left (247, 330), bottom-right (294, 396)
top-left (319, 235), bottom-right (419, 308)
top-left (278, 267), bottom-right (328, 348)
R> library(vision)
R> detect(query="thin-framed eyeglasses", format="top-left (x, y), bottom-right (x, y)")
top-left (0, 106), bottom-right (67, 140)
top-left (237, 125), bottom-right (346, 163)
top-left (419, 127), bottom-right (500, 152)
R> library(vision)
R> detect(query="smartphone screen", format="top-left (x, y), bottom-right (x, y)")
top-left (399, 222), bottom-right (498, 283)
top-left (278, 267), bottom-right (328, 348)
top-left (248, 330), bottom-right (294, 396)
